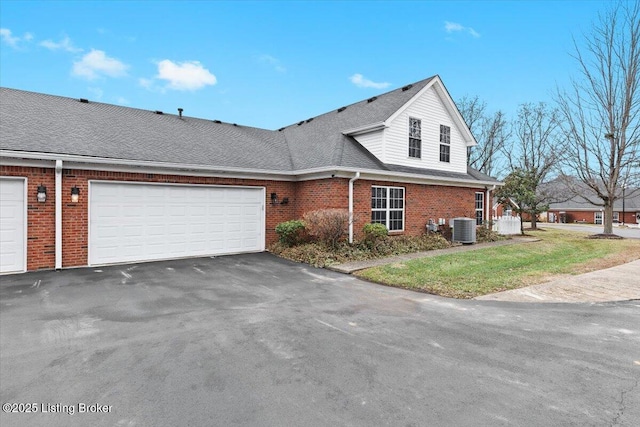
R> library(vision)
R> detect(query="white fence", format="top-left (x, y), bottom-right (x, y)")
top-left (492, 216), bottom-right (521, 235)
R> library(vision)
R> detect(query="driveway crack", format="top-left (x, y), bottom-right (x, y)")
top-left (611, 374), bottom-right (639, 426)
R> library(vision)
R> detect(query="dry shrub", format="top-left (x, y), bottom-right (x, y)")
top-left (303, 209), bottom-right (350, 248)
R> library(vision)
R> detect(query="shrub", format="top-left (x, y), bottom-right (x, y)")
top-left (476, 226), bottom-right (509, 243)
top-left (303, 209), bottom-right (350, 248)
top-left (275, 219), bottom-right (306, 246)
top-left (362, 223), bottom-right (388, 250)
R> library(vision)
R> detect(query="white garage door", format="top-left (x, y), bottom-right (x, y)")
top-left (89, 182), bottom-right (265, 266)
top-left (0, 178), bottom-right (26, 273)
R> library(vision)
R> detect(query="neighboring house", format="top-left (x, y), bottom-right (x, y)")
top-left (492, 197), bottom-right (519, 218)
top-left (0, 75), bottom-right (501, 273)
top-left (547, 190), bottom-right (640, 225)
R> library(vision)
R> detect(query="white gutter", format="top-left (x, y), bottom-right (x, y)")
top-left (55, 160), bottom-right (62, 270)
top-left (486, 185), bottom-right (496, 226)
top-left (348, 172), bottom-right (361, 243)
top-left (1, 150), bottom-right (501, 187)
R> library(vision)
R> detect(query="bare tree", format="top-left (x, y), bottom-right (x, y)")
top-left (556, 1), bottom-right (640, 234)
top-left (458, 95), bottom-right (510, 178)
top-left (505, 103), bottom-right (562, 229)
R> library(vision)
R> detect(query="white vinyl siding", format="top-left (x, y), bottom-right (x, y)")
top-left (89, 182), bottom-right (265, 266)
top-left (352, 130), bottom-right (385, 161)
top-left (384, 86), bottom-right (467, 172)
top-left (0, 177), bottom-right (26, 273)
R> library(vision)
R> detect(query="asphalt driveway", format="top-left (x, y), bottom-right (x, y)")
top-left (1, 253), bottom-right (638, 426)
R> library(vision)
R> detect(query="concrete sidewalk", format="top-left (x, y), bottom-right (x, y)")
top-left (475, 259), bottom-right (640, 303)
top-left (328, 237), bottom-right (539, 274)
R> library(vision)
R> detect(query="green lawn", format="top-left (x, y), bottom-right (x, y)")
top-left (354, 229), bottom-right (640, 299)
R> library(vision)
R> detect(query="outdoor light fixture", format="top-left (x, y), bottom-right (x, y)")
top-left (37, 185), bottom-right (47, 203)
top-left (71, 186), bottom-right (80, 203)
top-left (270, 193), bottom-right (289, 206)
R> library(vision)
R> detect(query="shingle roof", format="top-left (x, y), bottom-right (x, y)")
top-left (1, 79), bottom-right (499, 185)
top-left (0, 88), bottom-right (292, 171)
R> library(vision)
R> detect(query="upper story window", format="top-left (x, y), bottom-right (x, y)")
top-left (371, 186), bottom-right (405, 231)
top-left (408, 117), bottom-right (421, 158)
top-left (439, 124), bottom-right (451, 163)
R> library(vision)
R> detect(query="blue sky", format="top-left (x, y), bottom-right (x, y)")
top-left (1, 0), bottom-right (611, 130)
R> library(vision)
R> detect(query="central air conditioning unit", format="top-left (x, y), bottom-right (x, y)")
top-left (451, 218), bottom-right (476, 244)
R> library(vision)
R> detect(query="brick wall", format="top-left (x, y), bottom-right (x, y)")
top-left (352, 180), bottom-right (479, 239)
top-left (2, 166), bottom-right (482, 271)
top-left (548, 210), bottom-right (639, 224)
top-left (1, 166), bottom-right (56, 270)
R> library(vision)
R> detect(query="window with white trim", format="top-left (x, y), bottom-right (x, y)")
top-left (475, 192), bottom-right (484, 225)
top-left (439, 124), bottom-right (451, 163)
top-left (409, 117), bottom-right (421, 158)
top-left (613, 212), bottom-right (620, 223)
top-left (371, 186), bottom-right (405, 231)
top-left (594, 211), bottom-right (603, 225)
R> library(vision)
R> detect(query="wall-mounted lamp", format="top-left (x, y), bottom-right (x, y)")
top-left (37, 185), bottom-right (47, 203)
top-left (71, 186), bottom-right (80, 203)
top-left (270, 193), bottom-right (289, 206)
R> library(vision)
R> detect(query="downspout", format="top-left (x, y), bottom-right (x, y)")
top-left (55, 160), bottom-right (62, 270)
top-left (486, 185), bottom-right (496, 227)
top-left (348, 172), bottom-right (361, 244)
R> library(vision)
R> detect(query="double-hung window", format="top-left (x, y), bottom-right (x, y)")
top-left (475, 192), bottom-right (484, 225)
top-left (408, 118), bottom-right (421, 158)
top-left (439, 124), bottom-right (451, 163)
top-left (371, 186), bottom-right (405, 231)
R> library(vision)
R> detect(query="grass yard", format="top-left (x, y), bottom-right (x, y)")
top-left (354, 228), bottom-right (640, 299)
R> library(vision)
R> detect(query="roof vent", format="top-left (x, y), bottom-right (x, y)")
top-left (297, 121), bottom-right (304, 126)
top-left (306, 118), bottom-right (314, 123)
top-left (213, 120), bottom-right (222, 124)
top-left (337, 106), bottom-right (347, 113)
top-left (367, 96), bottom-right (377, 103)
top-left (79, 98), bottom-right (89, 103)
top-left (233, 123), bottom-right (238, 126)
top-left (155, 110), bottom-right (163, 115)
top-left (178, 108), bottom-right (183, 118)
top-left (402, 84), bottom-right (413, 91)
top-left (278, 127), bottom-right (285, 132)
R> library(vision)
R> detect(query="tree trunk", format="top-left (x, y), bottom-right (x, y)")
top-left (520, 215), bottom-right (525, 235)
top-left (603, 202), bottom-right (614, 235)
top-left (530, 213), bottom-right (538, 230)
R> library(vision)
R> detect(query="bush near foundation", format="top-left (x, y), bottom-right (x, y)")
top-left (303, 209), bottom-right (350, 248)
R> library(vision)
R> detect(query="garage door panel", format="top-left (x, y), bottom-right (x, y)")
top-left (0, 178), bottom-right (26, 273)
top-left (90, 182), bottom-right (264, 265)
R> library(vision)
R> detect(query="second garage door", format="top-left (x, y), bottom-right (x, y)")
top-left (90, 182), bottom-right (265, 266)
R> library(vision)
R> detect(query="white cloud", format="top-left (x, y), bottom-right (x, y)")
top-left (138, 77), bottom-right (154, 89)
top-left (155, 60), bottom-right (217, 91)
top-left (72, 49), bottom-right (129, 80)
top-left (258, 54), bottom-right (286, 73)
top-left (349, 73), bottom-right (391, 89)
top-left (444, 21), bottom-right (481, 38)
top-left (115, 96), bottom-right (129, 105)
top-left (0, 28), bottom-right (33, 48)
top-left (40, 36), bottom-right (82, 53)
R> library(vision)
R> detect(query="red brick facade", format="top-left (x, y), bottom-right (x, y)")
top-left (2, 166), bottom-right (484, 271)
top-left (547, 210), bottom-right (639, 225)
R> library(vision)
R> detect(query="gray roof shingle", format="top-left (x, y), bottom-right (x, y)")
top-left (1, 78), bottom-right (499, 185)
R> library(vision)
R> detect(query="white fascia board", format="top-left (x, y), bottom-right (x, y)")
top-left (1, 151), bottom-right (292, 181)
top-left (384, 76), bottom-right (477, 147)
top-left (341, 122), bottom-right (387, 136)
top-left (2, 151), bottom-right (501, 187)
